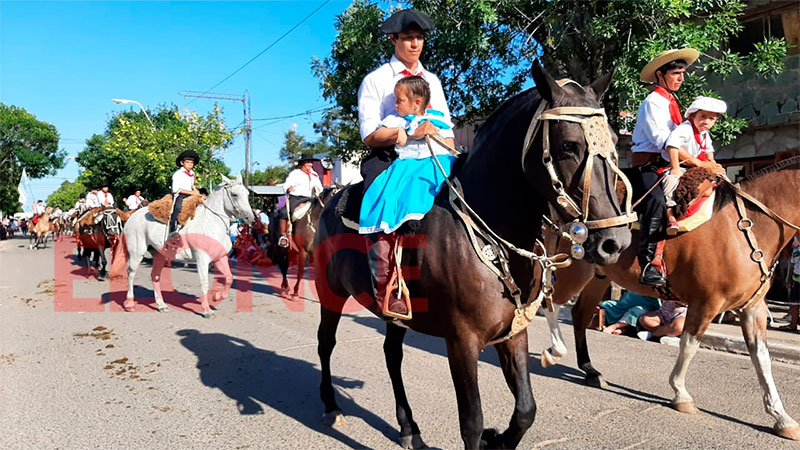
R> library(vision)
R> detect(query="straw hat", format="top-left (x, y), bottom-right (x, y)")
top-left (684, 96), bottom-right (727, 118)
top-left (640, 48), bottom-right (699, 83)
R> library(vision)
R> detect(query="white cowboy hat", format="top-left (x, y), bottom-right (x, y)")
top-left (684, 96), bottom-right (727, 118)
top-left (640, 48), bottom-right (700, 83)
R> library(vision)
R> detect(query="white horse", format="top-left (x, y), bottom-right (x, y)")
top-left (112, 174), bottom-right (255, 317)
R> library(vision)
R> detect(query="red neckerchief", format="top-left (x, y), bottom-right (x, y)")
top-left (691, 121), bottom-right (709, 161)
top-left (184, 169), bottom-right (194, 178)
top-left (652, 86), bottom-right (683, 126)
top-left (400, 69), bottom-right (423, 78)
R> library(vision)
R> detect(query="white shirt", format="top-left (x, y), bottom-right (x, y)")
top-left (125, 194), bottom-right (145, 210)
top-left (98, 191), bottom-right (114, 207)
top-left (632, 91), bottom-right (679, 154)
top-left (85, 193), bottom-right (101, 208)
top-left (663, 121), bottom-right (714, 162)
top-left (172, 168), bottom-right (196, 194)
top-left (358, 55), bottom-right (454, 142)
top-left (284, 168), bottom-right (323, 198)
top-left (380, 112), bottom-right (455, 160)
top-left (33, 203), bottom-right (46, 214)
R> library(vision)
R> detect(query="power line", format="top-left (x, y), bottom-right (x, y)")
top-left (184, 0), bottom-right (332, 108)
top-left (251, 106), bottom-right (333, 122)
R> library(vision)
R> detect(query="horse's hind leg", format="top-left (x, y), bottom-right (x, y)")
top-left (384, 323), bottom-right (425, 449)
top-left (541, 302), bottom-right (567, 368)
top-left (739, 300), bottom-right (800, 440)
top-left (318, 305), bottom-right (346, 427)
top-left (573, 276), bottom-right (611, 388)
top-left (488, 330), bottom-right (536, 449)
top-left (124, 251), bottom-right (143, 312)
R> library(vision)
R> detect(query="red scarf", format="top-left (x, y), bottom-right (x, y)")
top-left (652, 86), bottom-right (683, 126)
top-left (691, 122), bottom-right (709, 161)
top-left (400, 69), bottom-right (423, 78)
top-left (184, 170), bottom-right (194, 178)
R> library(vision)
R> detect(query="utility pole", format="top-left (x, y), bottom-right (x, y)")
top-left (179, 90), bottom-right (252, 186)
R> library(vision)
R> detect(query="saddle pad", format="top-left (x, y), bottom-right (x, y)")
top-left (677, 191), bottom-right (715, 232)
top-left (291, 202), bottom-right (311, 222)
top-left (335, 182), bottom-right (364, 230)
top-left (147, 194), bottom-right (205, 225)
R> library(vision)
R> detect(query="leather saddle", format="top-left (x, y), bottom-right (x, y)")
top-left (147, 194), bottom-right (204, 226)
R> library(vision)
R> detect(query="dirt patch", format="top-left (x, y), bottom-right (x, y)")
top-left (73, 326), bottom-right (115, 341)
top-left (0, 354), bottom-right (16, 365)
top-left (152, 406), bottom-right (171, 413)
top-left (22, 298), bottom-right (40, 307)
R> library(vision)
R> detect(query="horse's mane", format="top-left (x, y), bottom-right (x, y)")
top-left (713, 155), bottom-right (800, 212)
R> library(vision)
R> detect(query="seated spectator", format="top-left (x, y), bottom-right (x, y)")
top-left (599, 292), bottom-right (661, 335)
top-left (637, 299), bottom-right (687, 341)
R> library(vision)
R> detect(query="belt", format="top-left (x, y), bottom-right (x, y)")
top-left (631, 152), bottom-right (664, 167)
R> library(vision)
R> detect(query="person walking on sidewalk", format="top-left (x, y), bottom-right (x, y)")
top-left (781, 235), bottom-right (800, 332)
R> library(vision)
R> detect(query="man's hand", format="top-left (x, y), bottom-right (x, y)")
top-left (396, 129), bottom-right (408, 146)
top-left (287, 186), bottom-right (295, 193)
top-left (410, 121), bottom-right (437, 140)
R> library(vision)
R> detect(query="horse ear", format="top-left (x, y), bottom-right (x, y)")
top-left (221, 174), bottom-right (231, 183)
top-left (235, 173), bottom-right (243, 183)
top-left (531, 60), bottom-right (566, 104)
top-left (589, 69), bottom-right (615, 101)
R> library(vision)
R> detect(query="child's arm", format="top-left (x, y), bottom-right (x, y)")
top-left (364, 126), bottom-right (406, 148)
top-left (667, 146), bottom-right (682, 174)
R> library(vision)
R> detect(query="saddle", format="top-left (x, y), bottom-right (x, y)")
top-left (147, 194), bottom-right (204, 226)
top-left (334, 182), bottom-right (364, 231)
top-left (291, 202), bottom-right (312, 222)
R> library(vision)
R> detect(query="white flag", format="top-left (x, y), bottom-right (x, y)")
top-left (17, 169), bottom-right (28, 207)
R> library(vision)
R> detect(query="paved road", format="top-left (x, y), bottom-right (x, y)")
top-left (2, 234), bottom-right (799, 449)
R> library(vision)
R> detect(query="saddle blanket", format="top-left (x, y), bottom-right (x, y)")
top-left (632, 190), bottom-right (716, 234)
top-left (147, 194), bottom-right (205, 226)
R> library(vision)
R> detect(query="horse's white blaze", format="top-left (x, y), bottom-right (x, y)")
top-left (669, 333), bottom-right (699, 407)
top-left (120, 180), bottom-right (255, 314)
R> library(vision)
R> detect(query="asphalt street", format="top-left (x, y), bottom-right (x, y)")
top-left (1, 234), bottom-right (799, 449)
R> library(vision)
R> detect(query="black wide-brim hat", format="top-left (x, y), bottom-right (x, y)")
top-left (176, 150), bottom-right (201, 167)
top-left (380, 9), bottom-right (435, 35)
top-left (296, 153), bottom-right (320, 165)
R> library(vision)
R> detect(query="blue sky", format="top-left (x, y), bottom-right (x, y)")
top-left (1, 0), bottom-right (355, 204)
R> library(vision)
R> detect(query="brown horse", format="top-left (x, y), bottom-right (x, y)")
top-left (541, 158), bottom-right (800, 440)
top-left (29, 207), bottom-right (52, 249)
top-left (74, 207), bottom-right (126, 280)
top-left (313, 61), bottom-right (633, 449)
top-left (270, 187), bottom-right (339, 299)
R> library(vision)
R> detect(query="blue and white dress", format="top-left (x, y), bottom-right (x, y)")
top-left (359, 110), bottom-right (457, 234)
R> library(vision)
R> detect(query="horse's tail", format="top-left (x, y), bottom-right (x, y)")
top-left (109, 234), bottom-right (129, 278)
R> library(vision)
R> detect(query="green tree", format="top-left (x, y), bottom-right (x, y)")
top-left (248, 165), bottom-right (290, 186)
top-left (46, 179), bottom-right (87, 210)
top-left (75, 105), bottom-right (234, 205)
top-left (279, 128), bottom-right (331, 165)
top-left (314, 0), bottom-right (787, 159)
top-left (0, 104), bottom-right (65, 213)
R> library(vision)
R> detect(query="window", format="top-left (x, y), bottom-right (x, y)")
top-left (729, 12), bottom-right (787, 54)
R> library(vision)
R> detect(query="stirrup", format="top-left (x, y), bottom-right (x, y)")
top-left (381, 270), bottom-right (412, 320)
top-left (278, 235), bottom-right (290, 248)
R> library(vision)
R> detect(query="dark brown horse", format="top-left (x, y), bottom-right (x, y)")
top-left (541, 158), bottom-right (800, 440)
top-left (313, 62), bottom-right (633, 449)
top-left (74, 207), bottom-right (126, 280)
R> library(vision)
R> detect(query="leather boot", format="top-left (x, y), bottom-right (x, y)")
top-left (639, 218), bottom-right (667, 287)
top-left (368, 234), bottom-right (407, 315)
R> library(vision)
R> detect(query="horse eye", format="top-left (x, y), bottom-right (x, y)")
top-left (562, 142), bottom-right (579, 153)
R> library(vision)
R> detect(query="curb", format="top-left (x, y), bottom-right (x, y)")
top-left (700, 332), bottom-right (800, 365)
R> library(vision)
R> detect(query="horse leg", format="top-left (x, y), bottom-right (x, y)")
top-left (384, 323), bottom-right (426, 449)
top-left (668, 303), bottom-right (718, 414)
top-left (96, 246), bottom-right (108, 281)
top-left (573, 276), bottom-right (611, 388)
top-left (123, 252), bottom-right (144, 312)
top-left (195, 252), bottom-right (214, 318)
top-left (292, 247), bottom-right (306, 299)
top-left (318, 305), bottom-right (346, 427)
top-left (446, 333), bottom-right (483, 449)
top-left (739, 300), bottom-right (800, 440)
top-left (211, 255), bottom-right (233, 302)
top-left (150, 251), bottom-right (171, 313)
top-left (541, 302), bottom-right (567, 368)
top-left (488, 330), bottom-right (536, 449)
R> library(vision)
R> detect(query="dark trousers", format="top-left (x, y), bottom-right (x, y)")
top-left (360, 146), bottom-right (397, 192)
top-left (169, 193), bottom-right (189, 233)
top-left (629, 163), bottom-right (666, 267)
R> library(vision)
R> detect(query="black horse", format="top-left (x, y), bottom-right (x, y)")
top-left (313, 61), bottom-right (633, 449)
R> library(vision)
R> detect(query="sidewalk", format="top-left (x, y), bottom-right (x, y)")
top-left (701, 311), bottom-right (800, 365)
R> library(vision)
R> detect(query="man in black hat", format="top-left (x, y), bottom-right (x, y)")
top-left (277, 154), bottom-right (323, 248)
top-left (169, 150), bottom-right (201, 238)
top-left (357, 9), bottom-right (455, 190)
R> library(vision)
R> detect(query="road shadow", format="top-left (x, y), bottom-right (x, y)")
top-left (176, 329), bottom-right (400, 448)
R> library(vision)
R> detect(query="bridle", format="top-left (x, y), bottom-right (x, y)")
top-left (521, 80), bottom-right (637, 258)
top-left (202, 182), bottom-right (250, 228)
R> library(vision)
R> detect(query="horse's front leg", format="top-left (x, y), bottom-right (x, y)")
top-left (490, 329), bottom-right (536, 449)
top-left (195, 252), bottom-right (214, 318)
top-left (318, 304), bottom-right (345, 427)
top-left (572, 275), bottom-right (611, 388)
top-left (293, 247), bottom-right (306, 299)
top-left (211, 255), bottom-right (233, 302)
top-left (446, 332), bottom-right (483, 449)
top-left (541, 302), bottom-right (567, 368)
top-left (151, 251), bottom-right (171, 312)
top-left (739, 300), bottom-right (800, 440)
top-left (384, 323), bottom-right (425, 449)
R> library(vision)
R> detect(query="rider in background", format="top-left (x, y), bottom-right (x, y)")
top-left (169, 150), bottom-right (201, 241)
top-left (85, 189), bottom-right (101, 209)
top-left (32, 200), bottom-right (46, 225)
top-left (278, 154), bottom-right (323, 249)
top-left (98, 183), bottom-right (115, 208)
top-left (630, 48), bottom-right (698, 287)
top-left (125, 189), bottom-right (146, 211)
top-left (661, 96), bottom-right (727, 234)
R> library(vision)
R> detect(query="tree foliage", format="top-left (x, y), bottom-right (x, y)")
top-left (75, 105), bottom-right (234, 205)
top-left (46, 179), bottom-right (87, 210)
top-left (247, 165), bottom-right (290, 186)
top-left (0, 104), bottom-right (65, 213)
top-left (279, 128), bottom-right (330, 164)
top-left (314, 0), bottom-right (788, 160)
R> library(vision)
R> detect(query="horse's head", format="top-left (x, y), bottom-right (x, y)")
top-left (526, 61), bottom-right (633, 265)
top-left (219, 174), bottom-right (256, 225)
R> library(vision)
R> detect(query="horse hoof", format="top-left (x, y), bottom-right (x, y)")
top-left (541, 349), bottom-right (557, 368)
top-left (322, 410), bottom-right (346, 428)
top-left (212, 291), bottom-right (224, 302)
top-left (584, 375), bottom-right (607, 389)
top-left (157, 305), bottom-right (171, 313)
top-left (400, 433), bottom-right (427, 449)
top-left (775, 424), bottom-right (800, 441)
top-left (480, 428), bottom-right (502, 449)
top-left (201, 310), bottom-right (214, 319)
top-left (123, 304), bottom-right (135, 312)
top-left (672, 400), bottom-right (699, 415)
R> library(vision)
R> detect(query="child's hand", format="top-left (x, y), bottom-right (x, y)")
top-left (396, 129), bottom-right (407, 146)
